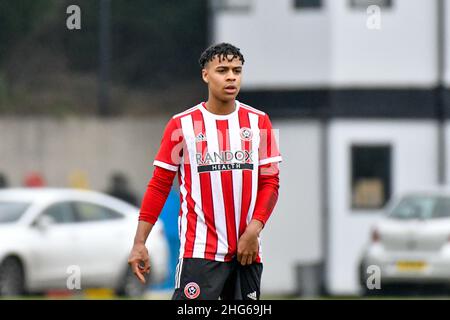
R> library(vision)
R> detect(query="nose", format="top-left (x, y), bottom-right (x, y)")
top-left (226, 70), bottom-right (236, 81)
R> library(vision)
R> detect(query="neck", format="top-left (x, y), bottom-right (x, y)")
top-left (205, 96), bottom-right (236, 115)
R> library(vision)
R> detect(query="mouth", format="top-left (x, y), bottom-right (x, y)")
top-left (224, 86), bottom-right (237, 94)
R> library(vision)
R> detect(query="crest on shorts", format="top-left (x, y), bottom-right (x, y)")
top-left (184, 282), bottom-right (200, 299)
top-left (240, 127), bottom-right (253, 141)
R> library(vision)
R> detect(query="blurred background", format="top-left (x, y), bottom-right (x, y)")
top-left (1, 0), bottom-right (450, 299)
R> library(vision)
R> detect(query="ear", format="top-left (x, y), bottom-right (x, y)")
top-left (202, 69), bottom-right (209, 84)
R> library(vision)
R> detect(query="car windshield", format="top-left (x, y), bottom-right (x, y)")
top-left (0, 201), bottom-right (30, 223)
top-left (389, 195), bottom-right (450, 220)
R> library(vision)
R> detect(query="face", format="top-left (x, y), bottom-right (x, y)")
top-left (202, 54), bottom-right (243, 102)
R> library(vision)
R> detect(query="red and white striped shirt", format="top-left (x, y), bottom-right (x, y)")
top-left (153, 100), bottom-right (281, 262)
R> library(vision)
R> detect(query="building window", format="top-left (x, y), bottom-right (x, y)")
top-left (211, 0), bottom-right (252, 12)
top-left (349, 0), bottom-right (393, 9)
top-left (294, 0), bottom-right (322, 9)
top-left (351, 145), bottom-right (391, 210)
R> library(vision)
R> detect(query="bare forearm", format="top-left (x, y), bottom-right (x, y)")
top-left (245, 219), bottom-right (264, 237)
top-left (129, 221), bottom-right (153, 283)
top-left (133, 220), bottom-right (154, 245)
top-left (238, 219), bottom-right (263, 266)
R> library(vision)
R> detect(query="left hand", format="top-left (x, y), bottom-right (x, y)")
top-left (237, 220), bottom-right (263, 266)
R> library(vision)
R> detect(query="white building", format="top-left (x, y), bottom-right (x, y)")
top-left (210, 0), bottom-right (446, 295)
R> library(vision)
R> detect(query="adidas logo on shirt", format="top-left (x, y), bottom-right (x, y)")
top-left (196, 132), bottom-right (207, 142)
top-left (247, 291), bottom-right (257, 300)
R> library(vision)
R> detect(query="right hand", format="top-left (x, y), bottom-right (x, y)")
top-left (127, 243), bottom-right (151, 284)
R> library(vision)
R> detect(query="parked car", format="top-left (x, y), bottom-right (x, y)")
top-left (359, 187), bottom-right (450, 295)
top-left (0, 188), bottom-right (169, 297)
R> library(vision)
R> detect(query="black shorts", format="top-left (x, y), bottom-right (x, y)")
top-left (171, 258), bottom-right (263, 300)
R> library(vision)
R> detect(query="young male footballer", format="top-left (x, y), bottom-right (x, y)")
top-left (128, 43), bottom-right (281, 300)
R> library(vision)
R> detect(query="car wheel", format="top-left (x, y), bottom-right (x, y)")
top-left (116, 267), bottom-right (149, 298)
top-left (0, 257), bottom-right (25, 297)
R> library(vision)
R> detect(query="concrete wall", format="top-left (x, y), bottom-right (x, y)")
top-left (0, 117), bottom-right (169, 196)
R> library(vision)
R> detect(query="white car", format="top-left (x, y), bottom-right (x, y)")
top-left (0, 188), bottom-right (169, 297)
top-left (360, 187), bottom-right (450, 294)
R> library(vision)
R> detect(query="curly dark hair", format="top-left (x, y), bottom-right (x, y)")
top-left (198, 43), bottom-right (245, 69)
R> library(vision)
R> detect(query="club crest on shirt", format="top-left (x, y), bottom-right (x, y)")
top-left (240, 127), bottom-right (253, 141)
top-left (184, 282), bottom-right (201, 299)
